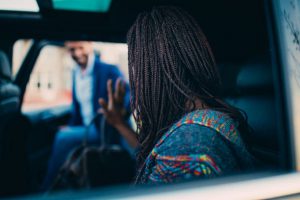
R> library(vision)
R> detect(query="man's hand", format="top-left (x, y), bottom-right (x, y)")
top-left (98, 78), bottom-right (127, 127)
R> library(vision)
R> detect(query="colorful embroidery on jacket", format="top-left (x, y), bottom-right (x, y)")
top-left (136, 109), bottom-right (245, 184)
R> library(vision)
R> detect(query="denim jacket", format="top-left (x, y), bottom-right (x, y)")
top-left (136, 109), bottom-right (255, 184)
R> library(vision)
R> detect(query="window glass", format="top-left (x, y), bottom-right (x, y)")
top-left (52, 0), bottom-right (112, 13)
top-left (275, 0), bottom-right (300, 169)
top-left (21, 45), bottom-right (73, 112)
top-left (13, 39), bottom-right (33, 77)
top-left (13, 41), bottom-right (128, 112)
top-left (7, 1), bottom-right (291, 197)
top-left (0, 0), bottom-right (39, 12)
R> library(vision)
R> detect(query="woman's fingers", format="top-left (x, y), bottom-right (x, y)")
top-left (115, 78), bottom-right (126, 103)
top-left (99, 79), bottom-right (127, 125)
top-left (114, 78), bottom-right (121, 101)
top-left (103, 79), bottom-right (126, 110)
top-left (119, 80), bottom-right (126, 99)
top-left (107, 79), bottom-right (114, 107)
top-left (98, 98), bottom-right (108, 110)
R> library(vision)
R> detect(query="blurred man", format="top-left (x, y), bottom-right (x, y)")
top-left (42, 41), bottom-right (131, 190)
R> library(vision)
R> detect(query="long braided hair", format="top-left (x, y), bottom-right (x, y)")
top-left (127, 6), bottom-right (250, 167)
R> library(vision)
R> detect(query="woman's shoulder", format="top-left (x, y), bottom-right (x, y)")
top-left (155, 109), bottom-right (243, 150)
top-left (153, 109), bottom-right (254, 169)
top-left (139, 109), bottom-right (254, 184)
top-left (156, 124), bottom-right (221, 155)
top-left (142, 124), bottom-right (237, 183)
top-left (154, 123), bottom-right (238, 163)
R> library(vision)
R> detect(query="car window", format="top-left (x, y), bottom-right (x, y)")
top-left (2, 0), bottom-right (298, 198)
top-left (13, 40), bottom-right (128, 112)
top-left (14, 43), bottom-right (73, 112)
top-left (13, 39), bottom-right (33, 77)
top-left (274, 0), bottom-right (300, 169)
top-left (0, 0), bottom-right (39, 12)
top-left (52, 0), bottom-right (112, 13)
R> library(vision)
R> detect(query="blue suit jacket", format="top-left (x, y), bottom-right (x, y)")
top-left (69, 56), bottom-right (131, 145)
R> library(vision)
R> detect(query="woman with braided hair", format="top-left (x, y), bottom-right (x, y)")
top-left (100, 6), bottom-right (256, 184)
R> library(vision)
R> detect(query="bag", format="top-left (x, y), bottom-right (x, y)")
top-left (48, 115), bottom-right (135, 192)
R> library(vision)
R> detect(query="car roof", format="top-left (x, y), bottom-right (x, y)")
top-left (0, 0), bottom-right (268, 62)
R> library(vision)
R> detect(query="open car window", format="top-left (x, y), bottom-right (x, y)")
top-left (1, 0), bottom-right (300, 199)
top-left (0, 0), bottom-right (39, 12)
top-left (274, 0), bottom-right (300, 169)
top-left (13, 40), bottom-right (128, 112)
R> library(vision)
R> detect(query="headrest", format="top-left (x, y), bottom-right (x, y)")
top-left (0, 83), bottom-right (20, 116)
top-left (219, 58), bottom-right (274, 97)
top-left (0, 51), bottom-right (12, 82)
top-left (236, 61), bottom-right (273, 93)
top-left (0, 51), bottom-right (20, 115)
top-left (0, 83), bottom-right (20, 101)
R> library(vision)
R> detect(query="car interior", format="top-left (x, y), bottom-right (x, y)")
top-left (0, 0), bottom-right (291, 198)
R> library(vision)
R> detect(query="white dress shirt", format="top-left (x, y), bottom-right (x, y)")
top-left (74, 54), bottom-right (95, 126)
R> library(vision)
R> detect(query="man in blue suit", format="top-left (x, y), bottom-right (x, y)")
top-left (42, 41), bottom-right (132, 189)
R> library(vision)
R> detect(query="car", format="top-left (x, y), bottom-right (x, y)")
top-left (0, 0), bottom-right (300, 199)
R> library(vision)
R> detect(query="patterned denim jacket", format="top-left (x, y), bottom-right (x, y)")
top-left (136, 109), bottom-right (254, 184)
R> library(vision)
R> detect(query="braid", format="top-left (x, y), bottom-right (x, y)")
top-left (127, 6), bottom-right (251, 167)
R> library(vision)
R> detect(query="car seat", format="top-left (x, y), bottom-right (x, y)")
top-left (0, 50), bottom-right (30, 196)
top-left (0, 51), bottom-right (20, 115)
top-left (220, 58), bottom-right (280, 168)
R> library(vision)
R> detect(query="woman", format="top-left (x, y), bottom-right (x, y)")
top-left (100, 6), bottom-right (255, 184)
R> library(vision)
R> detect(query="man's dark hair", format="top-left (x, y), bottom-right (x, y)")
top-left (127, 6), bottom-right (251, 167)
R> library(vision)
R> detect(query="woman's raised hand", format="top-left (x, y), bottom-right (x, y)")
top-left (98, 78), bottom-right (127, 127)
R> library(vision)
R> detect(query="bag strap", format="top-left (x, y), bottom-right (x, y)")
top-left (83, 113), bottom-right (107, 147)
top-left (100, 116), bottom-right (106, 147)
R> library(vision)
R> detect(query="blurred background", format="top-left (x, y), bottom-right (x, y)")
top-left (13, 40), bottom-right (128, 112)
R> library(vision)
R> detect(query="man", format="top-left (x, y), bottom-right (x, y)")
top-left (42, 41), bottom-right (132, 189)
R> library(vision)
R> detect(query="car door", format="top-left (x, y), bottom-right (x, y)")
top-left (12, 40), bottom-right (73, 191)
top-left (1, 0), bottom-right (300, 199)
